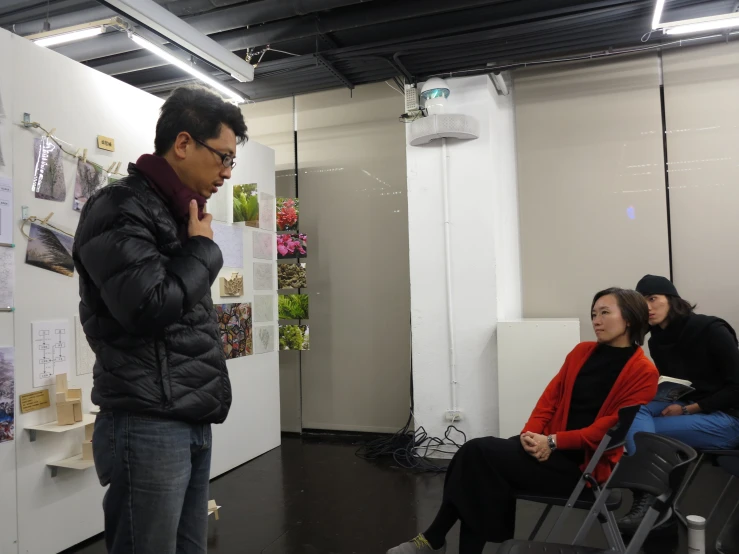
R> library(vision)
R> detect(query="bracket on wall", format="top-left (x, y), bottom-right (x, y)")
top-left (315, 54), bottom-right (354, 90)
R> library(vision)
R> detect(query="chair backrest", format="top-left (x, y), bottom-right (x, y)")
top-left (605, 405), bottom-right (641, 445)
top-left (607, 432), bottom-right (697, 499)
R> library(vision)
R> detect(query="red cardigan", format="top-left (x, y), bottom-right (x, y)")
top-left (522, 342), bottom-right (658, 484)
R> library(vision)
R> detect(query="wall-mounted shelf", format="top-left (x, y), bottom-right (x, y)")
top-left (47, 454), bottom-right (95, 478)
top-left (25, 413), bottom-right (96, 442)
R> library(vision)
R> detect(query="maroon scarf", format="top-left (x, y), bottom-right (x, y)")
top-left (134, 154), bottom-right (205, 242)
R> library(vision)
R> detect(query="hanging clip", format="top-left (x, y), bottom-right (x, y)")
top-left (114, 161), bottom-right (122, 173)
top-left (106, 163), bottom-right (115, 174)
top-left (74, 148), bottom-right (81, 159)
top-left (82, 149), bottom-right (88, 163)
top-left (47, 128), bottom-right (56, 138)
top-left (40, 212), bottom-right (54, 226)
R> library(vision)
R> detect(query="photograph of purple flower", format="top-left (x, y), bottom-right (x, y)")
top-left (276, 233), bottom-right (307, 260)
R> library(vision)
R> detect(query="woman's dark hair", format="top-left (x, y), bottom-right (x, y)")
top-left (665, 295), bottom-right (696, 326)
top-left (591, 287), bottom-right (650, 345)
top-left (154, 85), bottom-right (248, 155)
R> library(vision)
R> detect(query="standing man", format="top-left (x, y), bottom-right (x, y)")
top-left (73, 86), bottom-right (248, 554)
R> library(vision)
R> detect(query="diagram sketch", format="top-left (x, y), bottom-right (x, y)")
top-left (259, 192), bottom-right (275, 231)
top-left (253, 261), bottom-right (275, 290)
top-left (254, 325), bottom-right (276, 354)
top-left (75, 315), bottom-right (95, 375)
top-left (32, 319), bottom-right (70, 388)
top-left (252, 231), bottom-right (273, 260)
top-left (0, 246), bottom-right (14, 309)
top-left (254, 294), bottom-right (275, 323)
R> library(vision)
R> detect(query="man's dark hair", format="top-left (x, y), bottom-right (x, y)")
top-left (154, 85), bottom-right (248, 155)
top-left (591, 287), bottom-right (650, 345)
top-left (666, 295), bottom-right (697, 325)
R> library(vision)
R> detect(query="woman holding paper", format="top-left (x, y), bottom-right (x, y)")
top-left (619, 275), bottom-right (739, 530)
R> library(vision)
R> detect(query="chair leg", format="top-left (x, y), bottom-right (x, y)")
top-left (528, 504), bottom-right (553, 541)
top-left (706, 476), bottom-right (735, 524)
top-left (604, 509), bottom-right (627, 553)
top-left (674, 454), bottom-right (706, 526)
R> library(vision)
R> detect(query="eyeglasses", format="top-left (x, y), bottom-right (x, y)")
top-left (193, 137), bottom-right (237, 169)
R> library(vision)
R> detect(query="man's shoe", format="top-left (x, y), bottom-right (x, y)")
top-left (386, 534), bottom-right (446, 553)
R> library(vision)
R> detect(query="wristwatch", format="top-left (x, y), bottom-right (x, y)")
top-left (547, 435), bottom-right (557, 451)
top-left (681, 405), bottom-right (690, 416)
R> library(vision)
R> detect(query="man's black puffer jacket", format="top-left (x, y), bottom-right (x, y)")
top-left (73, 169), bottom-right (231, 424)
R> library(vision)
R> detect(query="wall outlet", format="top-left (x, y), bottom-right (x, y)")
top-left (445, 410), bottom-right (464, 422)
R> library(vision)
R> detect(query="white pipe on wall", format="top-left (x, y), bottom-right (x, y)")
top-left (441, 137), bottom-right (458, 411)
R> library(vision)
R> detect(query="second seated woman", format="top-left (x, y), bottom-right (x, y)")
top-left (387, 288), bottom-right (659, 554)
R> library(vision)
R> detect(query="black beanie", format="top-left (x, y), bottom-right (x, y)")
top-left (635, 275), bottom-right (679, 298)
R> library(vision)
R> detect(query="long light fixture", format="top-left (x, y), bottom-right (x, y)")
top-left (34, 27), bottom-right (103, 47)
top-left (130, 34), bottom-right (245, 104)
top-left (26, 18), bottom-right (115, 46)
top-left (653, 0), bottom-right (739, 35)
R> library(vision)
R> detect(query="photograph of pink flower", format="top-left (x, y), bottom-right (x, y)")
top-left (276, 233), bottom-right (307, 260)
top-left (276, 197), bottom-right (299, 231)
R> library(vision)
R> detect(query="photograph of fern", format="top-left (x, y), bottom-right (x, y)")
top-left (278, 294), bottom-right (308, 320)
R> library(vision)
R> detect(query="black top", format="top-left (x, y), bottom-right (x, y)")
top-left (649, 314), bottom-right (739, 416)
top-left (73, 168), bottom-right (232, 424)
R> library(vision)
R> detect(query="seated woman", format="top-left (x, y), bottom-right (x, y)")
top-left (618, 275), bottom-right (739, 530)
top-left (387, 288), bottom-right (658, 554)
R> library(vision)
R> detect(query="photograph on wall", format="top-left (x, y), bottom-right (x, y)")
top-left (0, 245), bottom-right (15, 310)
top-left (279, 324), bottom-right (310, 351)
top-left (254, 294), bottom-right (275, 323)
top-left (32, 136), bottom-right (67, 202)
top-left (74, 159), bottom-right (108, 211)
top-left (215, 302), bottom-right (253, 359)
top-left (253, 261), bottom-right (275, 290)
top-left (277, 233), bottom-right (307, 260)
top-left (259, 192), bottom-right (275, 230)
top-left (278, 294), bottom-right (309, 320)
top-left (252, 230), bottom-right (274, 260)
top-left (233, 183), bottom-right (259, 227)
top-left (25, 222), bottom-right (74, 277)
top-left (276, 197), bottom-right (299, 231)
top-left (278, 263), bottom-right (306, 290)
top-left (254, 324), bottom-right (276, 355)
top-left (0, 346), bottom-right (14, 443)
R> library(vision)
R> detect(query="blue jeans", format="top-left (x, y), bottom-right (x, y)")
top-left (625, 400), bottom-right (739, 455)
top-left (93, 412), bottom-right (212, 554)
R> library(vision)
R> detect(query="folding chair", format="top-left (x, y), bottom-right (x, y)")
top-left (714, 457), bottom-right (739, 554)
top-left (500, 433), bottom-right (697, 554)
top-left (516, 405), bottom-right (641, 547)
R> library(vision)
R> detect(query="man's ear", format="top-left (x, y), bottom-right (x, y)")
top-left (171, 132), bottom-right (192, 160)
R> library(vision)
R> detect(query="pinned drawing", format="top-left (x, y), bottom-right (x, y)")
top-left (254, 325), bottom-right (276, 354)
top-left (279, 325), bottom-right (310, 351)
top-left (278, 263), bottom-right (306, 290)
top-left (233, 183), bottom-right (259, 227)
top-left (212, 222), bottom-right (243, 268)
top-left (276, 197), bottom-right (299, 231)
top-left (252, 231), bottom-right (273, 260)
top-left (219, 272), bottom-right (243, 297)
top-left (253, 261), bottom-right (275, 290)
top-left (259, 192), bottom-right (275, 231)
top-left (25, 222), bottom-right (74, 277)
top-left (0, 347), bottom-right (14, 443)
top-left (32, 136), bottom-right (66, 202)
top-left (215, 303), bottom-right (253, 358)
top-left (0, 245), bottom-right (14, 309)
top-left (74, 159), bottom-right (107, 211)
top-left (75, 315), bottom-right (95, 376)
top-left (253, 294), bottom-right (275, 323)
top-left (277, 233), bottom-right (307, 260)
top-left (32, 319), bottom-right (70, 388)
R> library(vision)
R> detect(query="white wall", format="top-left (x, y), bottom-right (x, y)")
top-left (406, 75), bottom-right (521, 451)
top-left (4, 28), bottom-right (279, 554)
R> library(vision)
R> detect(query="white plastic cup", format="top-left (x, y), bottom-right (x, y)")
top-left (687, 515), bottom-right (706, 554)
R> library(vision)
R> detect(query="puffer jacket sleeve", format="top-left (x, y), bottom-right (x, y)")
top-left (75, 185), bottom-right (223, 336)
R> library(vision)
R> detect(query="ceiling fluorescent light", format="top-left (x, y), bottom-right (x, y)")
top-left (130, 34), bottom-right (245, 104)
top-left (34, 27), bottom-right (104, 47)
top-left (664, 17), bottom-right (739, 35)
top-left (652, 0), bottom-right (666, 29)
top-left (99, 0), bottom-right (254, 82)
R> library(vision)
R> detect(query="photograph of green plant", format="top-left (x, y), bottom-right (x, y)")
top-left (233, 183), bottom-right (259, 227)
top-left (278, 263), bottom-right (307, 289)
top-left (279, 324), bottom-right (309, 351)
top-left (276, 197), bottom-right (299, 231)
top-left (278, 294), bottom-right (309, 320)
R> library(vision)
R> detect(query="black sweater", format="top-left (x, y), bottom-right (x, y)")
top-left (649, 314), bottom-right (739, 416)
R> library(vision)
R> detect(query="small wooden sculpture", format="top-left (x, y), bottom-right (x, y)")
top-left (82, 422), bottom-right (94, 460)
top-left (219, 272), bottom-right (243, 297)
top-left (55, 373), bottom-right (83, 425)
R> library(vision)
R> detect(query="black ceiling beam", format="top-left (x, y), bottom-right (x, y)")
top-left (315, 54), bottom-right (354, 89)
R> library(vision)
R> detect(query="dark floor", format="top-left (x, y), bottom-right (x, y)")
top-left (65, 435), bottom-right (738, 554)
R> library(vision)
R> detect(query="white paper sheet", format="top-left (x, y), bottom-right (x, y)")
top-left (212, 222), bottom-right (243, 268)
top-left (252, 230), bottom-right (274, 260)
top-left (254, 294), bottom-right (275, 322)
top-left (253, 261), bottom-right (275, 291)
top-left (75, 316), bottom-right (95, 376)
top-left (32, 319), bottom-right (71, 388)
top-left (0, 176), bottom-right (12, 245)
top-left (259, 192), bottom-right (275, 231)
top-left (0, 246), bottom-right (14, 309)
top-left (254, 324), bottom-right (276, 354)
top-left (206, 182), bottom-right (229, 223)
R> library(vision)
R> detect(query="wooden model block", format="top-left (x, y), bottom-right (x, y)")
top-left (85, 423), bottom-right (94, 442)
top-left (82, 440), bottom-right (93, 461)
top-left (208, 499), bottom-right (220, 520)
top-left (55, 373), bottom-right (83, 425)
top-left (67, 388), bottom-right (82, 401)
top-left (56, 373), bottom-right (69, 394)
top-left (56, 402), bottom-right (77, 425)
top-left (219, 272), bottom-right (243, 297)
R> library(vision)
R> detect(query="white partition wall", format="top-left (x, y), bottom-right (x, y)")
top-left (497, 319), bottom-right (580, 439)
top-left (2, 27), bottom-right (279, 554)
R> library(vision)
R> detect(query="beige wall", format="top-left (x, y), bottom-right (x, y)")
top-left (514, 55), bottom-right (671, 339)
top-left (243, 83), bottom-right (411, 433)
